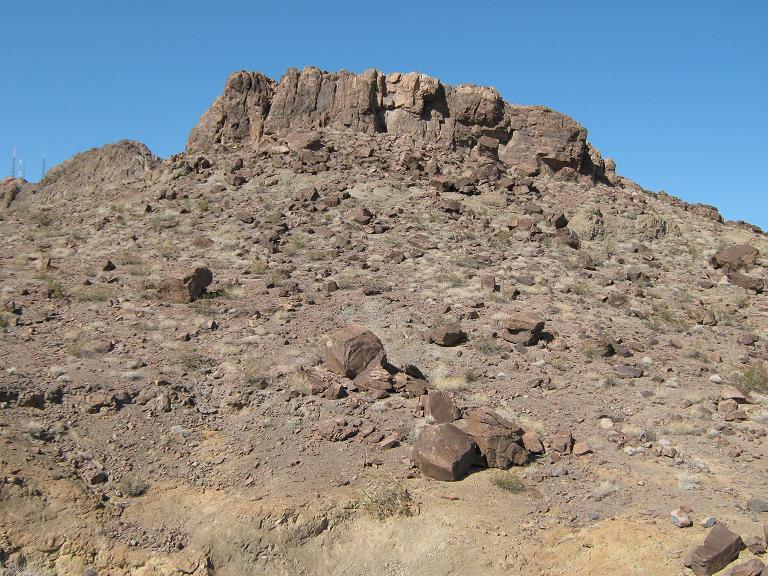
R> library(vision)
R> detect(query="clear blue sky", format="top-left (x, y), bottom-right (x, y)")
top-left (2, 1), bottom-right (766, 229)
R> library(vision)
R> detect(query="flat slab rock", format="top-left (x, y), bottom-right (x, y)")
top-left (685, 524), bottom-right (745, 576)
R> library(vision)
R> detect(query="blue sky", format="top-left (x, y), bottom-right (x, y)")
top-left (2, 1), bottom-right (766, 229)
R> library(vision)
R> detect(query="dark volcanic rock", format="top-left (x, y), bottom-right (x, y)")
top-left (686, 524), bottom-right (745, 576)
top-left (413, 423), bottom-right (477, 481)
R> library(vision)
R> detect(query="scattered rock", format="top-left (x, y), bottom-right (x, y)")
top-left (428, 321), bottom-right (466, 347)
top-left (686, 523), bottom-right (745, 576)
top-left (465, 408), bottom-right (529, 468)
top-left (413, 424), bottom-right (477, 481)
top-left (324, 325), bottom-right (386, 379)
top-left (158, 267), bottom-right (213, 303)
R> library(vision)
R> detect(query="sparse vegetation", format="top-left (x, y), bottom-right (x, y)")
top-left (492, 471), bottom-right (526, 493)
top-left (473, 335), bottom-right (501, 356)
top-left (75, 286), bottom-right (111, 302)
top-left (736, 362), bottom-right (768, 394)
top-left (118, 474), bottom-right (149, 497)
top-left (665, 419), bottom-right (698, 436)
top-left (570, 281), bottom-right (590, 296)
top-left (43, 277), bottom-right (65, 300)
top-left (360, 479), bottom-right (413, 520)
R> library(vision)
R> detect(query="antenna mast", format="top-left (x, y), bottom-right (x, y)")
top-left (41, 151), bottom-right (47, 179)
top-left (11, 145), bottom-right (16, 178)
top-left (19, 158), bottom-right (25, 180)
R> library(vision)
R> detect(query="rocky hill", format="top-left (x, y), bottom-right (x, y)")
top-left (1, 66), bottom-right (767, 576)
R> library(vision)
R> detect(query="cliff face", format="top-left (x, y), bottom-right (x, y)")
top-left (187, 67), bottom-right (596, 178)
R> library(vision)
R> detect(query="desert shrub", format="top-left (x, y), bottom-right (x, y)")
top-left (492, 471), bottom-right (526, 493)
top-left (360, 479), bottom-right (413, 520)
top-left (736, 362), bottom-right (768, 394)
top-left (118, 474), bottom-right (149, 497)
top-left (75, 287), bottom-right (111, 302)
top-left (473, 336), bottom-right (501, 356)
top-left (43, 277), bottom-right (65, 300)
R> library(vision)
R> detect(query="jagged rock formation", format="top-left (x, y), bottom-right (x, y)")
top-left (40, 140), bottom-right (159, 201)
top-left (187, 67), bottom-right (601, 179)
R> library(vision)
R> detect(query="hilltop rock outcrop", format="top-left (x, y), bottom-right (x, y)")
top-left (39, 140), bottom-right (159, 201)
top-left (187, 66), bottom-right (599, 179)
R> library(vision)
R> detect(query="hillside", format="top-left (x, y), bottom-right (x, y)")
top-left (1, 66), bottom-right (767, 576)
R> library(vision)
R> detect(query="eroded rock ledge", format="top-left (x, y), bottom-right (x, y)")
top-left (187, 67), bottom-right (604, 179)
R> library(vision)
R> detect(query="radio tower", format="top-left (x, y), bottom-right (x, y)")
top-left (41, 151), bottom-right (47, 179)
top-left (11, 145), bottom-right (16, 178)
top-left (19, 158), bottom-right (25, 180)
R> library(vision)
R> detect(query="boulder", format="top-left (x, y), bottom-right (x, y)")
top-left (428, 321), bottom-right (465, 347)
top-left (712, 244), bottom-right (759, 271)
top-left (729, 272), bottom-right (764, 292)
top-left (324, 325), bottom-right (386, 379)
top-left (550, 429), bottom-right (575, 454)
top-left (465, 408), bottom-right (529, 468)
top-left (727, 559), bottom-right (764, 576)
top-left (285, 131), bottom-right (322, 152)
top-left (353, 363), bottom-right (393, 391)
top-left (158, 267), bottom-right (213, 303)
top-left (500, 313), bottom-right (544, 346)
top-left (686, 524), bottom-right (745, 576)
top-left (423, 391), bottom-right (461, 424)
top-left (318, 418), bottom-right (358, 442)
top-left (413, 424), bottom-right (477, 481)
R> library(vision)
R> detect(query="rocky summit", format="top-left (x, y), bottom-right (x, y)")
top-left (1, 66), bottom-right (768, 576)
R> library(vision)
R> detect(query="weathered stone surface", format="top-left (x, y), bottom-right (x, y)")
top-left (40, 140), bottom-right (160, 201)
top-left (353, 363), bottom-right (393, 391)
top-left (729, 272), bottom-right (764, 292)
top-left (499, 313), bottom-right (545, 346)
top-left (324, 325), bottom-right (386, 379)
top-left (428, 321), bottom-right (465, 347)
top-left (423, 391), bottom-right (461, 424)
top-left (550, 429), bottom-right (574, 454)
top-left (712, 244), bottom-right (759, 271)
top-left (465, 408), bottom-right (529, 468)
top-left (413, 423), bottom-right (477, 481)
top-left (686, 524), bottom-right (745, 576)
top-left (726, 559), bottom-right (764, 576)
top-left (158, 267), bottom-right (213, 303)
top-left (318, 418), bottom-right (358, 442)
top-left (187, 71), bottom-right (275, 153)
top-left (187, 67), bottom-right (599, 179)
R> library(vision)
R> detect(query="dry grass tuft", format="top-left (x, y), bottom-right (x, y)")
top-left (360, 479), bottom-right (414, 520)
top-left (492, 471), bottom-right (526, 493)
top-left (736, 362), bottom-right (768, 394)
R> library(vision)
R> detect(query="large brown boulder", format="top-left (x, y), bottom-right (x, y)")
top-left (413, 424), bottom-right (477, 481)
top-left (500, 313), bottom-right (545, 346)
top-left (428, 321), bottom-right (466, 347)
top-left (158, 267), bottom-right (213, 304)
top-left (712, 244), bottom-right (759, 272)
top-left (729, 272), bottom-right (765, 292)
top-left (423, 391), bottom-right (461, 424)
top-left (465, 408), bottom-right (529, 468)
top-left (324, 325), bottom-right (386, 379)
top-left (686, 524), bottom-right (745, 575)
